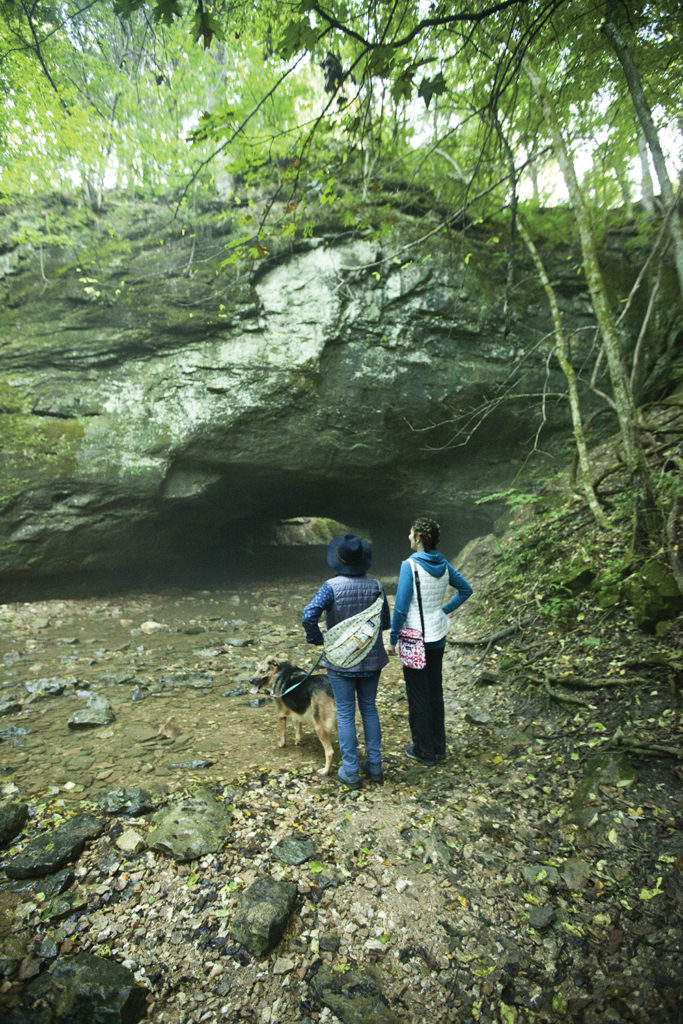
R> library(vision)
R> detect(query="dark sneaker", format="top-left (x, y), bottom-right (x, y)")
top-left (337, 767), bottom-right (361, 790)
top-left (361, 758), bottom-right (384, 784)
top-left (405, 742), bottom-right (436, 767)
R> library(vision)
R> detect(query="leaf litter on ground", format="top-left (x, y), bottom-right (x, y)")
top-left (0, 501), bottom-right (681, 1022)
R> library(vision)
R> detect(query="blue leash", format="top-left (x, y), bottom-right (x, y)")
top-left (272, 652), bottom-right (324, 699)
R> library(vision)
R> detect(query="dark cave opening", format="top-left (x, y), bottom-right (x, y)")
top-left (153, 468), bottom-right (496, 589)
top-left (3, 490), bottom-right (495, 602)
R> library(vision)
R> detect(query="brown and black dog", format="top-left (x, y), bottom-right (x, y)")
top-left (249, 656), bottom-right (336, 776)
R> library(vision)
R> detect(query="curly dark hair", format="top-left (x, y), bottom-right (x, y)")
top-left (411, 516), bottom-right (440, 550)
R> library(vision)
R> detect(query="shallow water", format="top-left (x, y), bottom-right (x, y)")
top-left (0, 573), bottom-right (411, 805)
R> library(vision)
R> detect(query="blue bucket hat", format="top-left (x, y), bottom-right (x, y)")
top-left (326, 533), bottom-right (372, 576)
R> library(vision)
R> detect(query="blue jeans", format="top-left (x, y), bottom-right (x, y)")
top-left (327, 669), bottom-right (382, 780)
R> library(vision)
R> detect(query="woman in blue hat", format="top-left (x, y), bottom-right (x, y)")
top-left (302, 533), bottom-right (391, 789)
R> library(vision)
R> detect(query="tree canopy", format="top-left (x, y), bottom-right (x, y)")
top-left (1, 0), bottom-right (679, 218)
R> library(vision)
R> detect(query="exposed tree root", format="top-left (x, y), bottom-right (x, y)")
top-left (541, 678), bottom-right (587, 705)
top-left (608, 727), bottom-right (681, 759)
top-left (451, 623), bottom-right (522, 646)
top-left (549, 674), bottom-right (634, 690)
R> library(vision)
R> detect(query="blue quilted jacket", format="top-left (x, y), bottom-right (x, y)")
top-left (302, 574), bottom-right (391, 676)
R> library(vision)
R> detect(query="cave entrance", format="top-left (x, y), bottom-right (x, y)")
top-left (158, 499), bottom-right (493, 591)
top-left (153, 458), bottom-right (497, 590)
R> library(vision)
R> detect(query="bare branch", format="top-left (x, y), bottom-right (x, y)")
top-left (630, 261), bottom-right (664, 390)
top-left (616, 187), bottom-right (681, 330)
top-left (312, 0), bottom-right (532, 53)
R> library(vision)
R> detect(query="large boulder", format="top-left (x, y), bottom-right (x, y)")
top-left (22, 952), bottom-right (148, 1024)
top-left (624, 558), bottom-right (683, 633)
top-left (147, 786), bottom-right (231, 861)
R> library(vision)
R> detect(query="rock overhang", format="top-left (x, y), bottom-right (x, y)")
top-left (2, 191), bottom-right (658, 587)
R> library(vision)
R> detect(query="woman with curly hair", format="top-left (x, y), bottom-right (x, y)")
top-left (388, 516), bottom-right (473, 766)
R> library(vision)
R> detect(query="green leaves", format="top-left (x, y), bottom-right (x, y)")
top-left (365, 45), bottom-right (395, 78)
top-left (278, 18), bottom-right (318, 58)
top-left (191, 4), bottom-right (224, 48)
top-left (2, 0), bottom-right (679, 273)
top-left (112, 0), bottom-right (147, 16)
top-left (639, 877), bottom-right (664, 900)
top-left (417, 71), bottom-right (446, 108)
top-left (390, 69), bottom-right (413, 103)
top-left (152, 0), bottom-right (183, 26)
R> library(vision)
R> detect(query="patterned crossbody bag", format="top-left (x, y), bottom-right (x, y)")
top-left (398, 562), bottom-right (426, 669)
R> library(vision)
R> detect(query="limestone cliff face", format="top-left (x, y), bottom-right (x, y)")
top-left (0, 194), bottom-right (669, 581)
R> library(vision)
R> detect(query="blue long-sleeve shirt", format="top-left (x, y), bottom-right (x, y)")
top-left (389, 550), bottom-right (473, 646)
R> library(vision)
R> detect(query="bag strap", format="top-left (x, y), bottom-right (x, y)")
top-left (411, 561), bottom-right (426, 636)
top-left (358, 582), bottom-right (384, 615)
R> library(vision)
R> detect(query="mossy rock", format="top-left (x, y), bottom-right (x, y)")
top-left (592, 555), bottom-right (633, 609)
top-left (594, 580), bottom-right (622, 609)
top-left (273, 516), bottom-right (351, 545)
top-left (556, 559), bottom-right (596, 595)
top-left (623, 559), bottom-right (683, 633)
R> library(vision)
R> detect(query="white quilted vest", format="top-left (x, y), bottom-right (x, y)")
top-left (403, 561), bottom-right (450, 642)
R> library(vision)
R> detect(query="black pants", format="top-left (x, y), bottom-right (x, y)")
top-left (402, 644), bottom-right (446, 760)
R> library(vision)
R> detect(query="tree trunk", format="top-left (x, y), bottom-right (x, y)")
top-left (603, 1), bottom-right (683, 297)
top-left (636, 129), bottom-right (655, 215)
top-left (526, 149), bottom-right (540, 205)
top-left (613, 161), bottom-right (633, 218)
top-left (518, 216), bottom-right (607, 527)
top-left (523, 56), bottom-right (660, 548)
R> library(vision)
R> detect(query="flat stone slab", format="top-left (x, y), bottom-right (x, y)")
top-left (148, 786), bottom-right (231, 861)
top-left (5, 813), bottom-right (106, 879)
top-left (68, 694), bottom-right (115, 729)
top-left (465, 709), bottom-right (493, 726)
top-left (96, 785), bottom-right (155, 816)
top-left (271, 834), bottom-right (317, 866)
top-left (528, 904), bottom-right (557, 931)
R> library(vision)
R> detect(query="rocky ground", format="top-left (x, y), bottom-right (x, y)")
top-left (0, 516), bottom-right (681, 1023)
